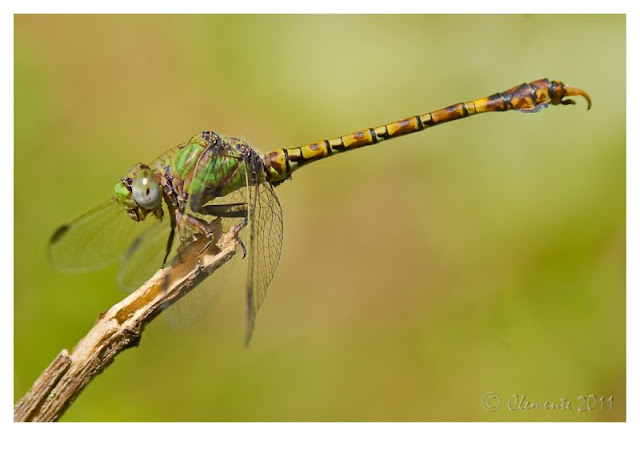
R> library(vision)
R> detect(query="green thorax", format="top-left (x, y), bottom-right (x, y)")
top-left (153, 133), bottom-right (249, 199)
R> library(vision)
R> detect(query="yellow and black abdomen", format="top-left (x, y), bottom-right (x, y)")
top-left (262, 78), bottom-right (591, 184)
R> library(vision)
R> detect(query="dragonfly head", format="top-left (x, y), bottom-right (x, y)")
top-left (114, 164), bottom-right (163, 222)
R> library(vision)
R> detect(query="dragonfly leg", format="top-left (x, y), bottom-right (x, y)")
top-left (195, 202), bottom-right (248, 219)
top-left (171, 210), bottom-right (209, 265)
top-left (181, 214), bottom-right (218, 268)
top-left (163, 223), bottom-right (176, 266)
top-left (193, 202), bottom-right (249, 258)
top-left (233, 216), bottom-right (248, 259)
top-left (161, 210), bottom-right (178, 267)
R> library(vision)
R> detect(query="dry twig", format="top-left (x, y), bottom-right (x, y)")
top-left (14, 220), bottom-right (239, 422)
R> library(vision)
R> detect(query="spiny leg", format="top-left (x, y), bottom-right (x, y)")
top-left (195, 202), bottom-right (249, 258)
top-left (173, 203), bottom-right (246, 262)
top-left (233, 215), bottom-right (248, 259)
top-left (163, 223), bottom-right (177, 266)
top-left (162, 207), bottom-right (179, 266)
top-left (176, 202), bottom-right (250, 264)
top-left (184, 214), bottom-right (215, 263)
top-left (172, 210), bottom-right (191, 264)
top-left (197, 202), bottom-right (248, 219)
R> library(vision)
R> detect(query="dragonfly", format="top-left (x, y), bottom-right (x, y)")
top-left (49, 78), bottom-right (591, 343)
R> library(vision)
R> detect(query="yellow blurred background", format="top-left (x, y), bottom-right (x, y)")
top-left (14, 15), bottom-right (625, 421)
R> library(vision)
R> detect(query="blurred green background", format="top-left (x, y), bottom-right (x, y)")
top-left (14, 15), bottom-right (625, 421)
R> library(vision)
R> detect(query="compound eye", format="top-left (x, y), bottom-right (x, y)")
top-left (131, 168), bottom-right (161, 210)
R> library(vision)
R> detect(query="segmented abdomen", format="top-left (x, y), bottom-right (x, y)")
top-left (262, 78), bottom-right (591, 184)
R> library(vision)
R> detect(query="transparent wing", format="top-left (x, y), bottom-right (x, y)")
top-left (49, 196), bottom-right (162, 271)
top-left (119, 136), bottom-right (236, 292)
top-left (163, 251), bottom-right (238, 329)
top-left (161, 216), bottom-right (240, 329)
top-left (117, 219), bottom-right (174, 292)
top-left (245, 158), bottom-right (284, 344)
top-left (115, 209), bottom-right (240, 329)
top-left (164, 181), bottom-right (247, 328)
top-left (146, 135), bottom-right (249, 329)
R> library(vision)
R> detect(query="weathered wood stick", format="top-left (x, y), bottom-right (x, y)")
top-left (15, 220), bottom-right (239, 422)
